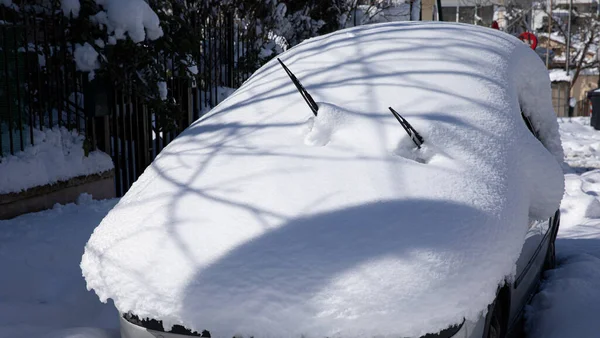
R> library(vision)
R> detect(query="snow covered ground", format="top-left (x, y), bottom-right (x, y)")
top-left (525, 117), bottom-right (600, 338)
top-left (0, 117), bottom-right (599, 338)
top-left (0, 196), bottom-right (120, 338)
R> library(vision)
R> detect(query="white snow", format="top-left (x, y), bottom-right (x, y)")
top-left (81, 22), bottom-right (564, 338)
top-left (0, 127), bottom-right (113, 194)
top-left (549, 69), bottom-right (574, 83)
top-left (61, 0), bottom-right (81, 18)
top-left (525, 117), bottom-right (600, 338)
top-left (0, 197), bottom-right (120, 338)
top-left (93, 0), bottom-right (163, 43)
top-left (74, 43), bottom-right (100, 80)
top-left (157, 81), bottom-right (168, 101)
top-left (0, 117), bottom-right (597, 338)
top-left (557, 117), bottom-right (600, 170)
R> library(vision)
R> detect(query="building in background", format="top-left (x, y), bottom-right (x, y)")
top-left (440, 0), bottom-right (497, 25)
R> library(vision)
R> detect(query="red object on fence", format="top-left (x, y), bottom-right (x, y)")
top-left (518, 32), bottom-right (538, 50)
top-left (491, 21), bottom-right (499, 29)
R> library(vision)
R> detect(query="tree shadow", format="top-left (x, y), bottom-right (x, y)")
top-left (174, 199), bottom-right (506, 337)
top-left (83, 21), bottom-right (554, 338)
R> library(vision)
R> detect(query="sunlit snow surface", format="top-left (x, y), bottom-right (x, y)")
top-left (81, 22), bottom-right (564, 338)
top-left (525, 117), bottom-right (600, 338)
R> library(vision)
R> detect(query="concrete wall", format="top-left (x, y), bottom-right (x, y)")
top-left (552, 81), bottom-right (571, 117)
top-left (0, 170), bottom-right (115, 220)
top-left (572, 74), bottom-right (599, 101)
top-left (422, 0), bottom-right (435, 20)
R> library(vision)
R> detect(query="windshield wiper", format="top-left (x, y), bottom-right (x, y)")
top-left (277, 58), bottom-right (319, 116)
top-left (388, 107), bottom-right (424, 149)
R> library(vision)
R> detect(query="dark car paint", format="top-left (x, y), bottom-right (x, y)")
top-left (505, 212), bottom-right (560, 337)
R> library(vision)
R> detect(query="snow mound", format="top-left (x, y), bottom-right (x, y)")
top-left (558, 117), bottom-right (600, 170)
top-left (526, 253), bottom-right (600, 338)
top-left (0, 198), bottom-right (119, 338)
top-left (526, 166), bottom-right (600, 338)
top-left (0, 127), bottom-right (113, 194)
top-left (81, 22), bottom-right (564, 338)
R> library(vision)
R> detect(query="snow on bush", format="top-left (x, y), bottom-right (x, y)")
top-left (92, 0), bottom-right (163, 43)
top-left (74, 42), bottom-right (100, 80)
top-left (81, 22), bottom-right (564, 338)
top-left (0, 127), bottom-right (113, 194)
top-left (157, 81), bottom-right (168, 101)
top-left (61, 0), bottom-right (81, 17)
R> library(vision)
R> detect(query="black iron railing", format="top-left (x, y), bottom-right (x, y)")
top-left (0, 3), bottom-right (257, 196)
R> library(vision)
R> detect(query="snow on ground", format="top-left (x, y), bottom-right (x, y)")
top-left (0, 196), bottom-right (119, 338)
top-left (0, 127), bottom-right (113, 194)
top-left (557, 117), bottom-right (600, 171)
top-left (525, 117), bottom-right (600, 338)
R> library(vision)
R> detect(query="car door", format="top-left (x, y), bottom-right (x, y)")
top-left (508, 217), bottom-right (553, 326)
top-left (506, 113), bottom-right (556, 329)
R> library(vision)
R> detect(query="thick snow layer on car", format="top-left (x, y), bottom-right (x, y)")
top-left (81, 22), bottom-right (564, 338)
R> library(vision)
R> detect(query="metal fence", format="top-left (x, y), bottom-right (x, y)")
top-left (0, 5), bottom-right (90, 156)
top-left (0, 4), bottom-right (257, 196)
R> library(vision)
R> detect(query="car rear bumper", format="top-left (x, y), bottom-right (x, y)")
top-left (120, 315), bottom-right (196, 338)
top-left (120, 313), bottom-right (484, 338)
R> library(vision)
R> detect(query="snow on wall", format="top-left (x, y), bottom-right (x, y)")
top-left (0, 127), bottom-right (113, 195)
top-left (81, 22), bottom-right (565, 338)
top-left (549, 69), bottom-right (574, 83)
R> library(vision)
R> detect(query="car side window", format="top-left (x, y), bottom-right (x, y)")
top-left (522, 112), bottom-right (538, 138)
top-left (522, 111), bottom-right (551, 233)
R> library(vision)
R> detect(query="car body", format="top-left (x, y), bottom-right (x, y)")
top-left (81, 21), bottom-right (565, 338)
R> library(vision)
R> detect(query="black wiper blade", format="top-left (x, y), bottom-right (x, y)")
top-left (388, 107), bottom-right (424, 149)
top-left (277, 58), bottom-right (319, 116)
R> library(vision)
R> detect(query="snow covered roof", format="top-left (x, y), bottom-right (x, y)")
top-left (553, 0), bottom-right (598, 4)
top-left (440, 0), bottom-right (496, 7)
top-left (81, 22), bottom-right (564, 338)
top-left (549, 69), bottom-right (574, 83)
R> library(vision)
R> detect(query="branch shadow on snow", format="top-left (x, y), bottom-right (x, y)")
top-left (90, 23), bottom-right (532, 333)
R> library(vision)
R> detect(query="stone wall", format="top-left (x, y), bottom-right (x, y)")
top-left (0, 170), bottom-right (115, 220)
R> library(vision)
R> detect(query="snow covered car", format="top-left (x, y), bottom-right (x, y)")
top-left (81, 22), bottom-right (565, 338)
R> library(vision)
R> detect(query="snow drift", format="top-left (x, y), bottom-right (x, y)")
top-left (81, 22), bottom-right (564, 338)
top-left (0, 127), bottom-right (113, 194)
